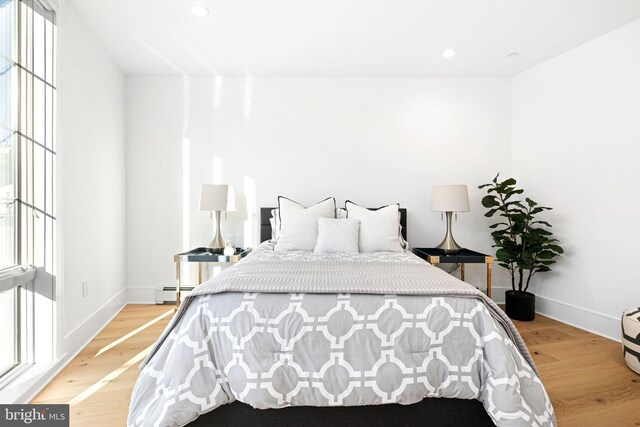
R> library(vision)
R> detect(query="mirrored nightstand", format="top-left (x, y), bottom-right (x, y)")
top-left (173, 247), bottom-right (252, 308)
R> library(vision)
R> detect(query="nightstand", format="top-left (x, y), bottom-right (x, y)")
top-left (412, 248), bottom-right (494, 298)
top-left (173, 247), bottom-right (252, 308)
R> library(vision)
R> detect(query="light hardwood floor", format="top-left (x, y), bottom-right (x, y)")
top-left (33, 304), bottom-right (640, 426)
top-left (33, 305), bottom-right (174, 427)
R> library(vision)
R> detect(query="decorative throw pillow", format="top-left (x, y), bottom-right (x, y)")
top-left (336, 208), bottom-right (348, 219)
top-left (274, 197), bottom-right (336, 251)
top-left (345, 201), bottom-right (404, 253)
top-left (314, 218), bottom-right (360, 254)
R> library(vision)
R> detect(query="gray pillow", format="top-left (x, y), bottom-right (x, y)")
top-left (314, 218), bottom-right (360, 254)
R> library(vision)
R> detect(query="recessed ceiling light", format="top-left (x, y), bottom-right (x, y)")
top-left (442, 49), bottom-right (456, 59)
top-left (507, 52), bottom-right (520, 59)
top-left (191, 4), bottom-right (209, 16)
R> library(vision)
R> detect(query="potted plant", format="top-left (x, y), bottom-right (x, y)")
top-left (478, 174), bottom-right (563, 321)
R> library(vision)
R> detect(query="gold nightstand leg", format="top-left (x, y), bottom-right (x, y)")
top-left (175, 261), bottom-right (181, 310)
top-left (487, 263), bottom-right (492, 298)
top-left (198, 262), bottom-right (203, 285)
top-left (460, 263), bottom-right (465, 281)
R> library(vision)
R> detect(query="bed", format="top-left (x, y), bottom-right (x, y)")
top-left (128, 206), bottom-right (555, 427)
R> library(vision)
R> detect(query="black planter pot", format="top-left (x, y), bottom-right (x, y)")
top-left (505, 290), bottom-right (536, 321)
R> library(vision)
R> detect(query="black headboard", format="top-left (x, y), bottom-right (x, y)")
top-left (260, 207), bottom-right (408, 243)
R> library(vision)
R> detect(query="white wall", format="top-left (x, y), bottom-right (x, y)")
top-left (126, 76), bottom-right (511, 300)
top-left (511, 19), bottom-right (640, 340)
top-left (59, 1), bottom-right (126, 353)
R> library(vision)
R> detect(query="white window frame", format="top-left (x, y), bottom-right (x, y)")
top-left (0, 0), bottom-right (57, 391)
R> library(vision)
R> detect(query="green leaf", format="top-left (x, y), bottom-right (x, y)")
top-left (501, 178), bottom-right (517, 186)
top-left (489, 222), bottom-right (508, 229)
top-left (481, 196), bottom-right (499, 208)
top-left (529, 227), bottom-right (552, 236)
top-left (484, 209), bottom-right (498, 217)
top-left (547, 244), bottom-right (564, 254)
top-left (533, 220), bottom-right (552, 227)
top-left (495, 248), bottom-right (513, 262)
top-left (525, 197), bottom-right (538, 207)
top-left (537, 250), bottom-right (557, 259)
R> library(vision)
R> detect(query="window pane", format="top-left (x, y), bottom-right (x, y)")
top-left (0, 66), bottom-right (15, 132)
top-left (0, 132), bottom-right (15, 268)
top-left (45, 215), bottom-right (53, 273)
top-left (33, 141), bottom-right (44, 210)
top-left (45, 148), bottom-right (52, 213)
top-left (33, 76), bottom-right (44, 145)
top-left (34, 203), bottom-right (44, 267)
top-left (32, 6), bottom-right (44, 80)
top-left (19, 0), bottom-right (28, 71)
top-left (45, 83), bottom-right (53, 148)
top-left (45, 17), bottom-right (53, 85)
top-left (0, 287), bottom-right (18, 376)
top-left (0, 0), bottom-right (15, 63)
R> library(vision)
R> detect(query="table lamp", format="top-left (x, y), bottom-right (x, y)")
top-left (199, 184), bottom-right (235, 253)
top-left (431, 185), bottom-right (470, 254)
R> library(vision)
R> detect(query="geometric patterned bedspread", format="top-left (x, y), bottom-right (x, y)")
top-left (128, 243), bottom-right (556, 426)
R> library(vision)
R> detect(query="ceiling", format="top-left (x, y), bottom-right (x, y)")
top-left (68, 0), bottom-right (640, 76)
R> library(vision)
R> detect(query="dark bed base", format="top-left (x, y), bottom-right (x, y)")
top-left (187, 399), bottom-right (493, 426)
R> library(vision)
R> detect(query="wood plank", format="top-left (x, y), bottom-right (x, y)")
top-left (32, 305), bottom-right (172, 426)
top-left (517, 314), bottom-right (640, 425)
top-left (31, 304), bottom-right (640, 426)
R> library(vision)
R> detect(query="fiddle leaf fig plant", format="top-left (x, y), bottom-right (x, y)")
top-left (478, 174), bottom-right (563, 293)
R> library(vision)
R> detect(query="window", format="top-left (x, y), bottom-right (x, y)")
top-left (0, 287), bottom-right (17, 377)
top-left (0, 0), bottom-right (56, 384)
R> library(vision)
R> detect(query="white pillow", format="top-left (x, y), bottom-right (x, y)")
top-left (270, 209), bottom-right (281, 241)
top-left (274, 197), bottom-right (336, 251)
top-left (314, 218), bottom-right (360, 254)
top-left (345, 201), bottom-right (404, 253)
top-left (336, 208), bottom-right (348, 219)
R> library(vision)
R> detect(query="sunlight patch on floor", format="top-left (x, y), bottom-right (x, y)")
top-left (68, 344), bottom-right (154, 407)
top-left (94, 310), bottom-right (173, 358)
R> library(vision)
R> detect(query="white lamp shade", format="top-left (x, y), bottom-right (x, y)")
top-left (431, 185), bottom-right (470, 212)
top-left (199, 184), bottom-right (235, 212)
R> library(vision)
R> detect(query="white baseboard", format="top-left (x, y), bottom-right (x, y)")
top-left (127, 286), bottom-right (158, 304)
top-left (2, 289), bottom-right (127, 404)
top-left (127, 286), bottom-right (194, 305)
top-left (490, 286), bottom-right (508, 304)
top-left (535, 294), bottom-right (620, 342)
top-left (63, 288), bottom-right (127, 354)
top-left (493, 287), bottom-right (620, 342)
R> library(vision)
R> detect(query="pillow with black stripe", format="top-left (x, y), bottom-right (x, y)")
top-left (274, 197), bottom-right (336, 251)
top-left (345, 201), bottom-right (404, 253)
